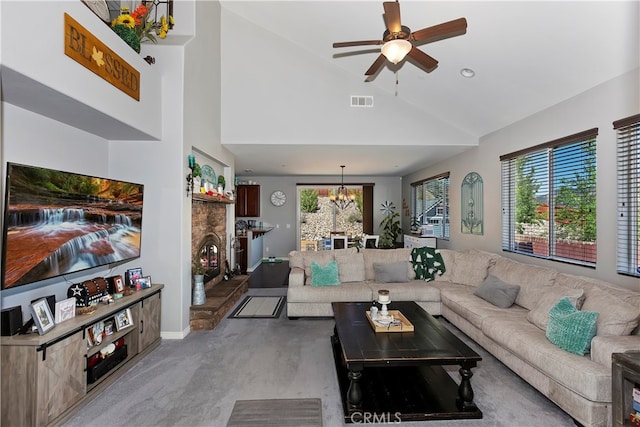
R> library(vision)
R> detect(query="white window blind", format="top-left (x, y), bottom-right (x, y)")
top-left (614, 114), bottom-right (640, 277)
top-left (501, 129), bottom-right (598, 266)
top-left (411, 173), bottom-right (450, 239)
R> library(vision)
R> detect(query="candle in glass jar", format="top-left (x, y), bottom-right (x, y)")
top-left (378, 290), bottom-right (390, 303)
top-left (188, 154), bottom-right (195, 168)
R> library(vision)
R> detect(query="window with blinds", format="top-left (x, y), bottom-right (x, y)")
top-left (614, 114), bottom-right (640, 277)
top-left (411, 173), bottom-right (450, 239)
top-left (500, 129), bottom-right (598, 266)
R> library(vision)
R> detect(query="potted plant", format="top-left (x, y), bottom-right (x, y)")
top-left (378, 212), bottom-right (402, 249)
top-left (217, 175), bottom-right (225, 194)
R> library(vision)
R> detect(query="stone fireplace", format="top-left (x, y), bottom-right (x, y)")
top-left (191, 199), bottom-right (227, 288)
top-left (190, 195), bottom-right (249, 330)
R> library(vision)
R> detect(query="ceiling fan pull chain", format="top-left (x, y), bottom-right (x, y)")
top-left (395, 72), bottom-right (399, 97)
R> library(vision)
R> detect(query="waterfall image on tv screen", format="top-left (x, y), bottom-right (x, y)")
top-left (2, 163), bottom-right (144, 290)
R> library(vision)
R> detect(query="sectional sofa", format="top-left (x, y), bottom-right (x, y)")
top-left (286, 247), bottom-right (640, 427)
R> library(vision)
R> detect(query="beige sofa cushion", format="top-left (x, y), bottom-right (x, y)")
top-left (436, 250), bottom-right (493, 287)
top-left (527, 286), bottom-right (585, 330)
top-left (362, 248), bottom-right (413, 281)
top-left (489, 256), bottom-right (557, 310)
top-left (555, 273), bottom-right (640, 336)
top-left (368, 281), bottom-right (441, 303)
top-left (482, 316), bottom-right (611, 402)
top-left (581, 287), bottom-right (640, 336)
top-left (287, 280), bottom-right (372, 303)
top-left (439, 284), bottom-right (528, 330)
top-left (335, 252), bottom-right (365, 283)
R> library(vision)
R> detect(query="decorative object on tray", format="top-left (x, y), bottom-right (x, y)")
top-left (366, 310), bottom-right (414, 333)
top-left (30, 298), bottom-right (56, 335)
top-left (378, 289), bottom-right (390, 317)
top-left (110, 2), bottom-right (174, 54)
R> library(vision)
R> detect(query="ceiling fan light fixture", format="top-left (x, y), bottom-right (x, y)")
top-left (381, 39), bottom-right (412, 64)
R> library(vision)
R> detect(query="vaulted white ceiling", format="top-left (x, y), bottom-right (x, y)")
top-left (219, 1), bottom-right (639, 176)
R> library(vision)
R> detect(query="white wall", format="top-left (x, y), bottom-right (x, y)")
top-left (1, 104), bottom-right (113, 319)
top-left (236, 175), bottom-right (402, 258)
top-left (403, 68), bottom-right (640, 290)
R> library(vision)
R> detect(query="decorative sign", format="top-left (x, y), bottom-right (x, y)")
top-left (64, 13), bottom-right (140, 101)
top-left (461, 172), bottom-right (484, 235)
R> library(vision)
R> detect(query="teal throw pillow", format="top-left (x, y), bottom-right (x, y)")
top-left (546, 297), bottom-right (599, 355)
top-left (310, 260), bottom-right (341, 286)
top-left (410, 247), bottom-right (446, 281)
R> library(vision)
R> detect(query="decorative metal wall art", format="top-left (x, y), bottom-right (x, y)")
top-left (461, 172), bottom-right (483, 235)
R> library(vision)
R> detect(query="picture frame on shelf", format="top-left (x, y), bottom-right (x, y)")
top-left (136, 276), bottom-right (152, 289)
top-left (125, 267), bottom-right (143, 287)
top-left (31, 298), bottom-right (56, 335)
top-left (115, 308), bottom-right (134, 331)
top-left (54, 297), bottom-right (76, 324)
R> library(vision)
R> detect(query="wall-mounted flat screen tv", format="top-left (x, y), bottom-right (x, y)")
top-left (2, 163), bottom-right (144, 290)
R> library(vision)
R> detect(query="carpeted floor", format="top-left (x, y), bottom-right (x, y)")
top-left (63, 287), bottom-right (575, 427)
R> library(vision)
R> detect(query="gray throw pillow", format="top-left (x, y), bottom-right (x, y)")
top-left (373, 262), bottom-right (410, 283)
top-left (473, 275), bottom-right (521, 308)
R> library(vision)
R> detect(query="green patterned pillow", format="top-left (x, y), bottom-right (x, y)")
top-left (546, 297), bottom-right (599, 355)
top-left (310, 260), bottom-right (341, 286)
top-left (410, 247), bottom-right (446, 281)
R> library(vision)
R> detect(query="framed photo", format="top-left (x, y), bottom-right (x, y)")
top-left (115, 308), bottom-right (134, 331)
top-left (125, 267), bottom-right (143, 287)
top-left (55, 297), bottom-right (76, 323)
top-left (136, 276), bottom-right (152, 289)
top-left (31, 298), bottom-right (56, 335)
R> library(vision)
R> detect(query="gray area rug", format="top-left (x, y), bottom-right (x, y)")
top-left (63, 288), bottom-right (575, 427)
top-left (226, 398), bottom-right (322, 427)
top-left (229, 296), bottom-right (285, 318)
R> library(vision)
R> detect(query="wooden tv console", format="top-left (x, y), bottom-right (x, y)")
top-left (1, 285), bottom-right (163, 427)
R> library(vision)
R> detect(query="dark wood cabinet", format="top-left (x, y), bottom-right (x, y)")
top-left (236, 185), bottom-right (260, 217)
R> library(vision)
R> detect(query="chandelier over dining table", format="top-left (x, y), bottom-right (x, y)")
top-left (330, 165), bottom-right (356, 210)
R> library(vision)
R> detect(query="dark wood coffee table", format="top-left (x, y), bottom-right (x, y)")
top-left (331, 301), bottom-right (482, 423)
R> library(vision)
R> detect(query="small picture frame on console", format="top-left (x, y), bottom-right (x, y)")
top-left (115, 308), bottom-right (133, 331)
top-left (31, 298), bottom-right (56, 335)
top-left (125, 268), bottom-right (143, 287)
top-left (54, 297), bottom-right (76, 324)
top-left (136, 276), bottom-right (152, 289)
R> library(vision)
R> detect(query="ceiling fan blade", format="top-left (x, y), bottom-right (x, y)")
top-left (411, 17), bottom-right (467, 44)
top-left (407, 47), bottom-right (438, 72)
top-left (365, 54), bottom-right (387, 76)
top-left (383, 1), bottom-right (402, 33)
top-left (333, 40), bottom-right (384, 48)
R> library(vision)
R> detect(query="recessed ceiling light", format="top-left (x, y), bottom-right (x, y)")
top-left (460, 68), bottom-right (475, 78)
top-left (244, 169), bottom-right (253, 173)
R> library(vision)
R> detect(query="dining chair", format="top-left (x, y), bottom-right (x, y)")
top-left (363, 235), bottom-right (379, 249)
top-left (331, 235), bottom-right (348, 250)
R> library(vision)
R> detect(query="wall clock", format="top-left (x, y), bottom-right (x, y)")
top-left (270, 190), bottom-right (286, 206)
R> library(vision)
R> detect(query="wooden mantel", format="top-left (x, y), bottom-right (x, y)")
top-left (192, 194), bottom-right (235, 204)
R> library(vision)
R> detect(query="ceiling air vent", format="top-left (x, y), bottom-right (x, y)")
top-left (350, 96), bottom-right (374, 108)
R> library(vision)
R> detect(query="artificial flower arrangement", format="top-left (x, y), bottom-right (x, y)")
top-left (111, 3), bottom-right (174, 53)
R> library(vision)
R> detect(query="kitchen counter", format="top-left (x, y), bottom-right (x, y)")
top-left (237, 228), bottom-right (273, 273)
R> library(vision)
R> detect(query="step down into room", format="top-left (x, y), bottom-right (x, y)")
top-left (190, 275), bottom-right (249, 330)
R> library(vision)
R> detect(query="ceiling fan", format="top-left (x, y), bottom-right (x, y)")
top-left (333, 1), bottom-right (467, 76)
